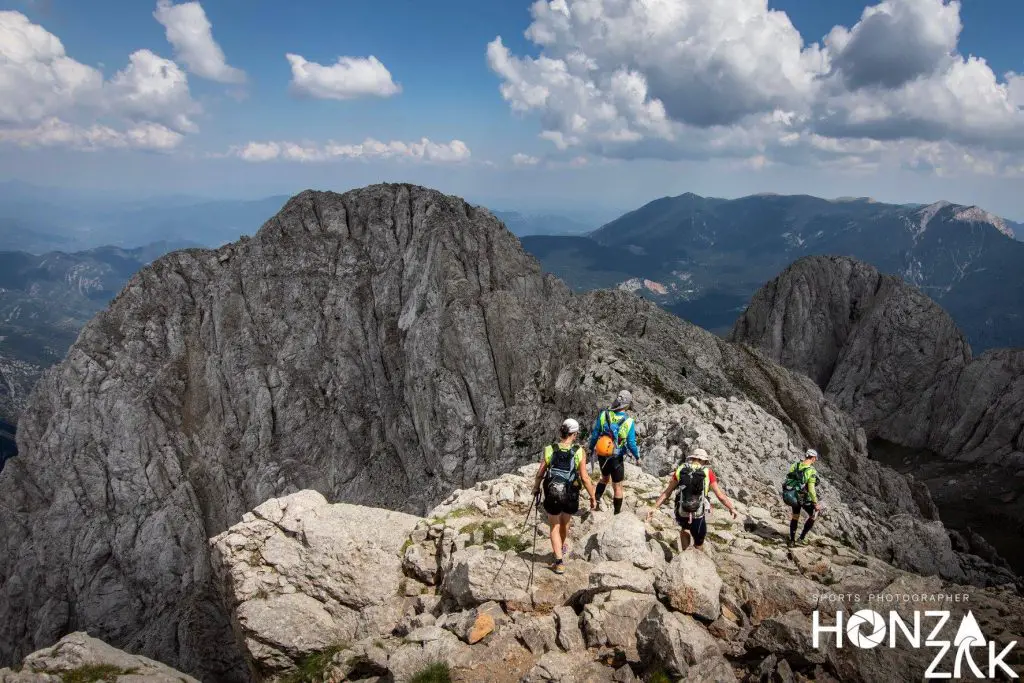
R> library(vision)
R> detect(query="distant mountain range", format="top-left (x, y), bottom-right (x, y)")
top-left (0, 243), bottom-right (185, 432)
top-left (521, 193), bottom-right (1024, 351)
top-left (490, 210), bottom-right (596, 237)
top-left (0, 181), bottom-right (291, 253)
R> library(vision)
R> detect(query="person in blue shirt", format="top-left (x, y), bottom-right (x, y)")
top-left (588, 389), bottom-right (641, 514)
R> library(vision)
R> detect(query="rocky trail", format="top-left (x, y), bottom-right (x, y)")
top-left (8, 459), bottom-right (1018, 682)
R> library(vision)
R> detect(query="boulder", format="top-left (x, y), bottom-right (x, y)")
top-left (553, 606), bottom-right (586, 652)
top-left (403, 543), bottom-right (440, 586)
top-left (588, 561), bottom-right (655, 596)
top-left (654, 550), bottom-right (723, 621)
top-left (521, 652), bottom-right (615, 683)
top-left (581, 590), bottom-right (659, 661)
top-left (441, 547), bottom-right (531, 608)
top-left (587, 513), bottom-right (658, 568)
top-left (636, 603), bottom-right (722, 677)
top-left (1, 633), bottom-right (198, 683)
top-left (209, 492), bottom-right (421, 673)
top-left (744, 610), bottom-right (828, 667)
top-left (513, 614), bottom-right (559, 656)
top-left (386, 629), bottom-right (472, 682)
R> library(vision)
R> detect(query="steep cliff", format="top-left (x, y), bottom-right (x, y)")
top-left (0, 187), bottom-right (999, 681)
top-left (731, 255), bottom-right (1024, 466)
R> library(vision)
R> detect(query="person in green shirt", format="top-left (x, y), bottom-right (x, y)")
top-left (532, 418), bottom-right (597, 575)
top-left (788, 448), bottom-right (822, 546)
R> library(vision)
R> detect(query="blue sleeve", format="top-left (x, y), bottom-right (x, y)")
top-left (627, 422), bottom-right (639, 458)
top-left (588, 416), bottom-right (601, 450)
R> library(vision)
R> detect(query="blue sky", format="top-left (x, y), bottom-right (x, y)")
top-left (1, 0), bottom-right (1023, 218)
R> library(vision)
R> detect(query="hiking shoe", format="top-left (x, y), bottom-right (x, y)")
top-left (551, 561), bottom-right (566, 575)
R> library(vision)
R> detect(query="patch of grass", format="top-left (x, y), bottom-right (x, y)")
top-left (460, 521), bottom-right (504, 546)
top-left (820, 574), bottom-right (838, 586)
top-left (401, 538), bottom-right (413, 553)
top-left (282, 644), bottom-right (347, 683)
top-left (409, 661), bottom-right (452, 683)
top-left (707, 532), bottom-right (730, 545)
top-left (61, 665), bottom-right (136, 683)
top-left (397, 579), bottom-right (408, 596)
top-left (495, 534), bottom-right (529, 553)
top-left (645, 670), bottom-right (672, 683)
top-left (447, 507), bottom-right (476, 519)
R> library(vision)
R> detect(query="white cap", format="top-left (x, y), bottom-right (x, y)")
top-left (806, 448), bottom-right (819, 459)
top-left (688, 448), bottom-right (711, 462)
top-left (561, 418), bottom-right (580, 434)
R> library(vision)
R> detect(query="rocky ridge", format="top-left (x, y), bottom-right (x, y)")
top-left (730, 255), bottom-right (1024, 468)
top-left (209, 458), bottom-right (1024, 682)
top-left (0, 186), bottom-right (1014, 680)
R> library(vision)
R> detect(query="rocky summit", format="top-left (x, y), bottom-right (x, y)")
top-left (0, 185), bottom-right (1018, 681)
top-left (205, 463), bottom-right (1023, 682)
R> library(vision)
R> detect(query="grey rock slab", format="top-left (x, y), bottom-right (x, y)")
top-left (10, 632), bottom-right (197, 683)
top-left (636, 603), bottom-right (722, 678)
top-left (654, 550), bottom-right (723, 621)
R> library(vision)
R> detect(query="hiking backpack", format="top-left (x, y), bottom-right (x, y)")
top-left (596, 410), bottom-right (633, 458)
top-left (544, 444), bottom-right (580, 506)
top-left (781, 465), bottom-right (807, 506)
top-left (674, 463), bottom-right (709, 516)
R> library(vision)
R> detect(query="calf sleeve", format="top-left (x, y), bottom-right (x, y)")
top-left (800, 517), bottom-right (816, 539)
top-left (789, 519), bottom-right (799, 541)
top-left (595, 483), bottom-right (607, 503)
top-left (613, 497), bottom-right (623, 515)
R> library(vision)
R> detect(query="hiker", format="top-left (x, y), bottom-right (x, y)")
top-left (588, 389), bottom-right (641, 514)
top-left (532, 418), bottom-right (597, 575)
top-left (783, 448), bottom-right (822, 546)
top-left (646, 448), bottom-right (737, 551)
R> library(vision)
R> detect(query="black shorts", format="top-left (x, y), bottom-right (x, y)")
top-left (674, 512), bottom-right (708, 546)
top-left (791, 502), bottom-right (817, 517)
top-left (544, 494), bottom-right (580, 516)
top-left (598, 455), bottom-right (625, 483)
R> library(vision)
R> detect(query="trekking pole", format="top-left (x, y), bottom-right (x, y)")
top-left (527, 494), bottom-right (540, 595)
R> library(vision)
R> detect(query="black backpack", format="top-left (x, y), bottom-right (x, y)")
top-left (544, 444), bottom-right (579, 505)
top-left (674, 463), bottom-right (707, 516)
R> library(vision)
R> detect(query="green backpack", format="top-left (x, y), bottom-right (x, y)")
top-left (782, 466), bottom-right (807, 506)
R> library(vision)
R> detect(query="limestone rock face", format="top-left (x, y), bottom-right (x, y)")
top-left (0, 187), bottom-right (1012, 679)
top-left (731, 255), bottom-right (1024, 465)
top-left (0, 632), bottom-right (197, 682)
top-left (208, 490), bottom-right (421, 678)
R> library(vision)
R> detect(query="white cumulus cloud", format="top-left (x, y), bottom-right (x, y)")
top-left (229, 137), bottom-right (471, 163)
top-left (511, 153), bottom-right (540, 166)
top-left (154, 0), bottom-right (245, 84)
top-left (488, 0), bottom-right (1024, 174)
top-left (0, 117), bottom-right (183, 151)
top-left (286, 53), bottom-right (401, 100)
top-left (0, 10), bottom-right (200, 151)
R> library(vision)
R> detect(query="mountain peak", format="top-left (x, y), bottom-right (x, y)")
top-left (952, 205), bottom-right (1015, 238)
top-left (914, 200), bottom-right (1014, 239)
